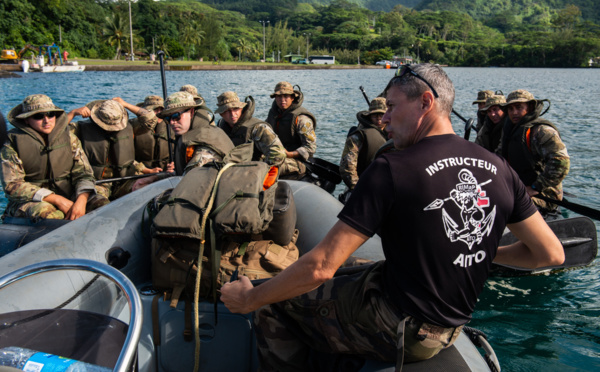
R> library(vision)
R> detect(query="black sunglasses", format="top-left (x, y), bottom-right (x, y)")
top-left (163, 109), bottom-right (190, 123)
top-left (31, 112), bottom-right (57, 120)
top-left (394, 65), bottom-right (439, 98)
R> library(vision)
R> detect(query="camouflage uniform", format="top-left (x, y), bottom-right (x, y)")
top-left (1, 95), bottom-right (108, 219)
top-left (216, 91), bottom-right (286, 167)
top-left (472, 90), bottom-right (494, 132)
top-left (158, 91), bottom-right (232, 175)
top-left (265, 82), bottom-right (317, 179)
top-left (179, 84), bottom-right (206, 105)
top-left (73, 100), bottom-right (147, 200)
top-left (255, 262), bottom-right (462, 372)
top-left (339, 98), bottom-right (388, 190)
top-left (131, 95), bottom-right (172, 171)
top-left (474, 95), bottom-right (506, 154)
top-left (500, 90), bottom-right (570, 214)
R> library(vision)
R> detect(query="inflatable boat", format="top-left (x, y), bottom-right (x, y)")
top-left (0, 178), bottom-right (501, 371)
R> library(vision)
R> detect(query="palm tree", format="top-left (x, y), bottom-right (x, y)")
top-left (236, 38), bottom-right (250, 61)
top-left (180, 21), bottom-right (205, 60)
top-left (103, 13), bottom-right (129, 60)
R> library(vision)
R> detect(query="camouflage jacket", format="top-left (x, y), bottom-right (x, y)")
top-left (1, 130), bottom-right (96, 203)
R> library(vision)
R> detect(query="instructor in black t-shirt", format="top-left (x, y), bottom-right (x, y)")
top-left (221, 63), bottom-right (564, 370)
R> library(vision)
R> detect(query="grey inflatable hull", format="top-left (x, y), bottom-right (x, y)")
top-left (0, 178), bottom-right (497, 372)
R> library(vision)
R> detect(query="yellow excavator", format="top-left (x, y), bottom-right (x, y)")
top-left (1, 44), bottom-right (37, 64)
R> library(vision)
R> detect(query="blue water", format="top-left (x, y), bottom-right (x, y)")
top-left (1, 68), bottom-right (599, 371)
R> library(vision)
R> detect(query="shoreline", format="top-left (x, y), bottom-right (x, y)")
top-left (0, 63), bottom-right (384, 73)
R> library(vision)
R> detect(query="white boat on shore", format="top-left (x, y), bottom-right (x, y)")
top-left (22, 58), bottom-right (85, 73)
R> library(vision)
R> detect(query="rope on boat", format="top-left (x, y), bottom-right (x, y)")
top-left (463, 326), bottom-right (501, 372)
top-left (193, 162), bottom-right (235, 372)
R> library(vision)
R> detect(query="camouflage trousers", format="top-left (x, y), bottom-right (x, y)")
top-left (4, 192), bottom-right (110, 220)
top-left (278, 158), bottom-right (307, 180)
top-left (254, 261), bottom-right (462, 372)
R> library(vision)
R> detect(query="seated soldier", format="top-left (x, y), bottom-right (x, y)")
top-left (339, 97), bottom-right (388, 192)
top-left (474, 94), bottom-right (506, 154)
top-left (132, 91), bottom-right (234, 190)
top-left (1, 94), bottom-right (109, 220)
top-left (265, 81), bottom-right (317, 179)
top-left (118, 95), bottom-right (172, 171)
top-left (179, 84), bottom-right (206, 106)
top-left (216, 91), bottom-right (286, 167)
top-left (71, 99), bottom-right (161, 200)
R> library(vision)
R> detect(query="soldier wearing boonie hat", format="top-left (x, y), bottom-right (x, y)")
top-left (474, 95), bottom-right (506, 154)
top-left (339, 97), bottom-right (388, 193)
top-left (1, 94), bottom-right (109, 220)
top-left (179, 85), bottom-right (205, 105)
top-left (216, 91), bottom-right (286, 167)
top-left (129, 95), bottom-right (171, 171)
top-left (72, 99), bottom-right (153, 200)
top-left (265, 82), bottom-right (317, 180)
top-left (146, 91), bottom-right (232, 176)
top-left (500, 89), bottom-right (570, 216)
top-left (472, 90), bottom-right (494, 131)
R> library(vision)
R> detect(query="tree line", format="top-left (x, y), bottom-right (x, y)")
top-left (1, 0), bottom-right (599, 67)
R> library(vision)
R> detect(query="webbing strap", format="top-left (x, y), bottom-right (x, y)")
top-left (210, 190), bottom-right (259, 218)
top-left (395, 317), bottom-right (407, 372)
top-left (193, 162), bottom-right (235, 372)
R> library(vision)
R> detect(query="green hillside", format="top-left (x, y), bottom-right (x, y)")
top-left (1, 0), bottom-right (599, 68)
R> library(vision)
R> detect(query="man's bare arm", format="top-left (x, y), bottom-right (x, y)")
top-left (220, 220), bottom-right (368, 314)
top-left (495, 212), bottom-right (565, 268)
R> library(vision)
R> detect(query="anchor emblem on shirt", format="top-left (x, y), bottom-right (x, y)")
top-left (424, 169), bottom-right (496, 250)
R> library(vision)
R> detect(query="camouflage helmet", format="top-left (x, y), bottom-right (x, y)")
top-left (472, 90), bottom-right (494, 105)
top-left (480, 95), bottom-right (506, 112)
top-left (270, 81), bottom-right (298, 98)
top-left (13, 94), bottom-right (64, 119)
top-left (136, 95), bottom-right (164, 110)
top-left (502, 89), bottom-right (536, 106)
top-left (179, 85), bottom-right (204, 102)
top-left (89, 100), bottom-right (129, 132)
top-left (368, 97), bottom-right (387, 115)
top-left (215, 91), bottom-right (247, 114)
top-left (158, 91), bottom-right (202, 118)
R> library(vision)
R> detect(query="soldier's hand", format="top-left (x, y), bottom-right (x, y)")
top-left (65, 195), bottom-right (88, 220)
top-left (220, 276), bottom-right (255, 314)
top-left (166, 162), bottom-right (175, 173)
top-left (142, 166), bottom-right (163, 174)
top-left (43, 194), bottom-right (74, 215)
top-left (132, 176), bottom-right (157, 191)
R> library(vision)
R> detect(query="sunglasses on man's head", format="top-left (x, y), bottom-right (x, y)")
top-left (164, 109), bottom-right (190, 123)
top-left (31, 112), bottom-right (57, 120)
top-left (394, 65), bottom-right (439, 98)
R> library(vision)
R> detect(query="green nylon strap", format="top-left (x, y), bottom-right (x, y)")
top-left (209, 190), bottom-right (260, 218)
top-left (237, 242), bottom-right (248, 257)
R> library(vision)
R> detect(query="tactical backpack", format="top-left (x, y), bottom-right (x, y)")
top-left (148, 161), bottom-right (299, 308)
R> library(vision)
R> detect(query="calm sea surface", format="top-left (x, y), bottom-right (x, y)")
top-left (1, 67), bottom-right (599, 371)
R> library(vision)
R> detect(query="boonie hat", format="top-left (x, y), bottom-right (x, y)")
top-left (502, 89), bottom-right (536, 106)
top-left (13, 94), bottom-right (64, 119)
top-left (136, 95), bottom-right (164, 110)
top-left (89, 100), bottom-right (129, 132)
top-left (215, 91), bottom-right (247, 114)
top-left (368, 97), bottom-right (387, 115)
top-left (158, 91), bottom-right (202, 118)
top-left (480, 95), bottom-right (506, 112)
top-left (270, 81), bottom-right (298, 98)
top-left (179, 85), bottom-right (204, 102)
top-left (472, 90), bottom-right (494, 105)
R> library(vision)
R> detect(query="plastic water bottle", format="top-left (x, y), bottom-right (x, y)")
top-left (0, 347), bottom-right (111, 371)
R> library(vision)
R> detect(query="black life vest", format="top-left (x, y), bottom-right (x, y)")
top-left (474, 116), bottom-right (504, 153)
top-left (265, 90), bottom-right (317, 151)
top-left (8, 114), bottom-right (74, 198)
top-left (350, 111), bottom-right (388, 176)
top-left (77, 119), bottom-right (136, 179)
